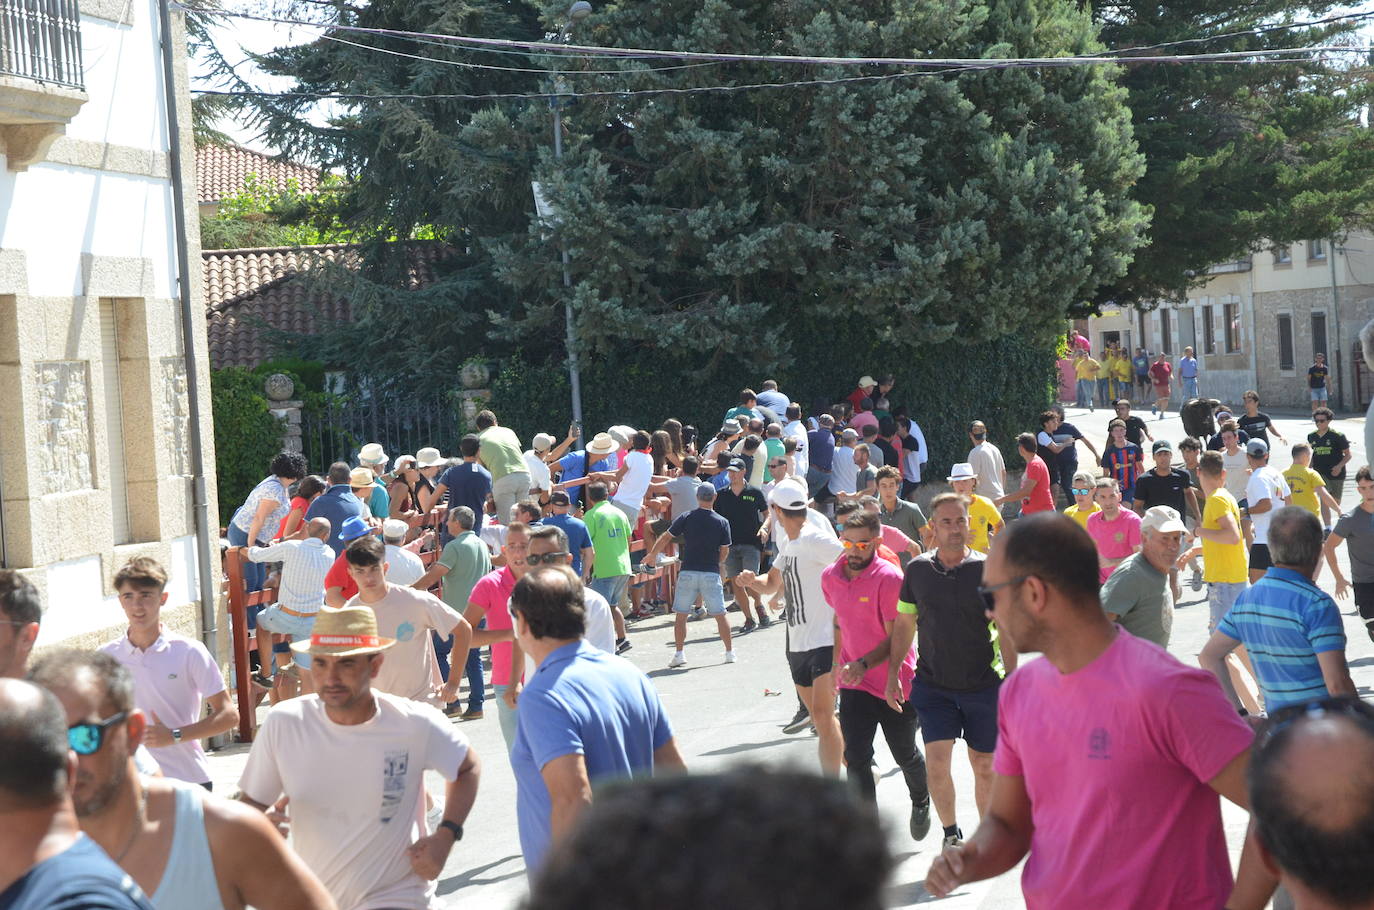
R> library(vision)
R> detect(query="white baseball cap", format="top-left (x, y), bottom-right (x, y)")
top-left (767, 479), bottom-right (809, 510)
top-left (1141, 506), bottom-right (1187, 535)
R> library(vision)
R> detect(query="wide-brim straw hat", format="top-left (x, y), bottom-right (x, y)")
top-left (586, 433), bottom-right (618, 456)
top-left (291, 606), bottom-right (396, 657)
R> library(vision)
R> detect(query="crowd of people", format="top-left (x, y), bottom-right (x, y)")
top-left (1, 370), bottom-right (1372, 910)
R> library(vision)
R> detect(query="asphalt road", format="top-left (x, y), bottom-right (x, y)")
top-left (208, 402), bottom-right (1372, 909)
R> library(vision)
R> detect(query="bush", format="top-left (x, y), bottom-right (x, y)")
top-left (487, 330), bottom-right (1056, 481)
top-left (211, 367), bottom-right (287, 526)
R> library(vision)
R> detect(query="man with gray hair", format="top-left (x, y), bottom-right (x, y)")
top-left (1200, 506), bottom-right (1355, 713)
top-left (1101, 506), bottom-right (1187, 648)
top-left (382, 518), bottom-right (427, 587)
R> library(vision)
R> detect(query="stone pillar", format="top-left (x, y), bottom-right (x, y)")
top-left (264, 374), bottom-right (302, 454)
top-left (459, 360), bottom-right (492, 427)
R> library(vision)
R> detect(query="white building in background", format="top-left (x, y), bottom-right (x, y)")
top-left (1085, 232), bottom-right (1374, 413)
top-left (0, 0), bottom-right (220, 652)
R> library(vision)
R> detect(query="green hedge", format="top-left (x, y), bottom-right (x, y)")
top-left (487, 333), bottom-right (1057, 480)
top-left (211, 367), bottom-right (287, 526)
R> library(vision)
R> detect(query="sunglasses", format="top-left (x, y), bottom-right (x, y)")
top-left (523, 552), bottom-right (569, 566)
top-left (841, 539), bottom-right (877, 551)
top-left (769, 461), bottom-right (787, 468)
top-left (976, 575), bottom-right (1029, 612)
top-left (68, 711), bottom-right (129, 755)
top-left (1257, 695), bottom-right (1374, 746)
top-left (1070, 487), bottom-right (1092, 496)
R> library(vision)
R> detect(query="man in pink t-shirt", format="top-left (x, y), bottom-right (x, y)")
top-left (465, 522), bottom-right (533, 750)
top-left (925, 513), bottom-right (1270, 909)
top-left (1085, 477), bottom-right (1143, 583)
top-left (821, 510), bottom-right (930, 841)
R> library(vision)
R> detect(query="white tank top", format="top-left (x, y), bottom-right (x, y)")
top-left (151, 780), bottom-right (227, 910)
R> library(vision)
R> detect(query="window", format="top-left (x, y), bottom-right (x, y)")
top-left (1277, 314), bottom-right (1294, 371)
top-left (1312, 312), bottom-right (1328, 360)
top-left (1273, 245), bottom-right (1292, 265)
top-left (1159, 309), bottom-right (1172, 354)
top-left (1202, 304), bottom-right (1215, 354)
top-left (1309, 239), bottom-right (1327, 261)
top-left (1224, 302), bottom-right (1242, 353)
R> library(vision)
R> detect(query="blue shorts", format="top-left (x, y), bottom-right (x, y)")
top-left (589, 574), bottom-right (629, 607)
top-left (673, 570), bottom-right (727, 615)
top-left (907, 678), bottom-right (1000, 754)
top-left (255, 604), bottom-right (317, 668)
top-left (1311, 387), bottom-right (1329, 402)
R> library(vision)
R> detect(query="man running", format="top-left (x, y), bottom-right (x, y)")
top-left (822, 510), bottom-right (932, 840)
top-left (926, 513), bottom-right (1268, 906)
top-left (641, 483), bottom-right (735, 668)
top-left (994, 434), bottom-right (1054, 517)
top-left (467, 522), bottom-right (535, 748)
top-left (239, 606), bottom-right (480, 910)
top-left (714, 458), bottom-right (771, 631)
top-left (1243, 439), bottom-right (1293, 584)
top-left (29, 649), bottom-right (335, 910)
top-left (888, 493), bottom-right (1014, 849)
top-left (738, 479), bottom-right (845, 774)
top-left (1308, 408), bottom-right (1351, 531)
top-left (1324, 466), bottom-right (1374, 643)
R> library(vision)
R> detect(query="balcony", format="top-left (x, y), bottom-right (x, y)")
top-left (0, 0), bottom-right (88, 171)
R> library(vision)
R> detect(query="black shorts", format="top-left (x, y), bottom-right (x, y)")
top-left (907, 678), bottom-right (1000, 754)
top-left (1352, 582), bottom-right (1374, 622)
top-left (1249, 543), bottom-right (1272, 572)
top-left (787, 646), bottom-right (833, 687)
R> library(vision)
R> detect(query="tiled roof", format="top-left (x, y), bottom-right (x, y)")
top-left (204, 242), bottom-right (451, 369)
top-left (195, 143), bottom-right (322, 204)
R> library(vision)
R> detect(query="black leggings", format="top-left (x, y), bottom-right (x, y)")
top-left (839, 687), bottom-right (928, 805)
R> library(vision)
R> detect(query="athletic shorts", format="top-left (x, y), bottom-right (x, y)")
top-left (907, 678), bottom-right (1000, 754)
top-left (1352, 582), bottom-right (1374, 622)
top-left (723, 544), bottom-right (761, 578)
top-left (787, 646), bottom-right (833, 687)
top-left (1320, 469), bottom-right (1346, 502)
top-left (673, 570), bottom-right (727, 615)
top-left (1248, 543), bottom-right (1272, 572)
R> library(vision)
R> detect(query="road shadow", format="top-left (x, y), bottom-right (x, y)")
top-left (701, 738), bottom-right (798, 757)
top-left (437, 855), bottom-right (524, 893)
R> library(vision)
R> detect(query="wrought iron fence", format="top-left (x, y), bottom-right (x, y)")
top-left (0, 0), bottom-right (84, 89)
top-left (301, 389), bottom-right (465, 473)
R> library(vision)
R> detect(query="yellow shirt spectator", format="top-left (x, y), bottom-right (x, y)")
top-left (1201, 489), bottom-right (1247, 583)
top-left (1064, 502), bottom-right (1101, 529)
top-left (1283, 463), bottom-right (1326, 516)
top-left (1075, 357), bottom-right (1100, 380)
top-left (1113, 356), bottom-right (1132, 383)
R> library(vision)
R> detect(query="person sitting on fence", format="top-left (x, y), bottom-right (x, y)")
top-left (247, 517), bottom-right (335, 698)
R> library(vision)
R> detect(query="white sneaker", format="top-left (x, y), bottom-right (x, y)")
top-left (723, 651), bottom-right (737, 664)
top-left (668, 653), bottom-right (687, 668)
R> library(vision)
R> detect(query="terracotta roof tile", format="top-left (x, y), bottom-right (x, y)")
top-left (203, 242), bottom-right (451, 369)
top-left (195, 143), bottom-right (322, 204)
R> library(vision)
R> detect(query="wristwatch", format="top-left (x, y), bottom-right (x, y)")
top-left (172, 728), bottom-right (183, 742)
top-left (438, 820), bottom-right (464, 841)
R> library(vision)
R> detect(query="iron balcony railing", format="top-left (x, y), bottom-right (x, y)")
top-left (0, 0), bottom-right (84, 90)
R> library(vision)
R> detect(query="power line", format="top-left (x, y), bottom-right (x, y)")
top-left (174, 1), bottom-right (1374, 70)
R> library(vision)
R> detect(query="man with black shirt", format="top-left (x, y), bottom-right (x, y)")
top-left (1035, 411), bottom-right (1070, 504)
top-left (1133, 441), bottom-right (1200, 523)
top-left (1237, 391), bottom-right (1286, 449)
top-left (1111, 399), bottom-right (1152, 449)
top-left (874, 417), bottom-right (901, 469)
top-left (1309, 408), bottom-right (1351, 530)
top-left (1308, 352), bottom-right (1331, 413)
top-left (887, 494), bottom-right (1014, 850)
top-left (1050, 405), bottom-right (1098, 502)
top-left (642, 484), bottom-right (735, 668)
top-left (715, 459), bottom-right (772, 632)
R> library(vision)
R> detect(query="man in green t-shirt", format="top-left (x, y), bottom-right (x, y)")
top-left (584, 481), bottom-right (633, 638)
top-left (411, 505), bottom-right (493, 718)
top-left (475, 409), bottom-right (530, 524)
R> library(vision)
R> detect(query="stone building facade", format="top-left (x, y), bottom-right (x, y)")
top-left (0, 0), bottom-right (219, 653)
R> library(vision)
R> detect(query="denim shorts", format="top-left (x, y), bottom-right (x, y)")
top-left (589, 574), bottom-right (629, 607)
top-left (255, 604), bottom-right (317, 668)
top-left (673, 570), bottom-right (727, 615)
top-left (723, 544), bottom-right (761, 578)
top-left (1208, 581), bottom-right (1248, 632)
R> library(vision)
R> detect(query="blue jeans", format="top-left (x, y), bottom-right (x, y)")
top-left (1182, 376), bottom-right (1199, 400)
top-left (493, 684), bottom-right (519, 751)
top-left (589, 575), bottom-right (630, 607)
top-left (227, 521), bottom-right (266, 592)
top-left (1076, 379), bottom-right (1095, 408)
top-left (1096, 377), bottom-right (1112, 407)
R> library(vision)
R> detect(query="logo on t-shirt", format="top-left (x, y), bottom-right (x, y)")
top-left (381, 749), bottom-right (410, 823)
top-left (395, 621), bottom-right (416, 643)
top-left (1088, 727), bottom-right (1111, 760)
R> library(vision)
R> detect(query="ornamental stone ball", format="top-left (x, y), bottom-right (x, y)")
top-left (264, 373), bottom-right (295, 402)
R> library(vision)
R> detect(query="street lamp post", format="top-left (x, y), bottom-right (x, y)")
top-left (552, 1), bottom-right (590, 445)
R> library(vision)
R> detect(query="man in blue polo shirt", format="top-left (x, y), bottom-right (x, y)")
top-left (509, 567), bottom-right (685, 874)
top-left (304, 461), bottom-right (369, 555)
top-left (1199, 506), bottom-right (1355, 711)
top-left (542, 491), bottom-right (594, 579)
top-left (554, 433), bottom-right (618, 508)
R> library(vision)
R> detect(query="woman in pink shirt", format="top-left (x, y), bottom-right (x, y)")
top-left (1086, 477), bottom-right (1142, 583)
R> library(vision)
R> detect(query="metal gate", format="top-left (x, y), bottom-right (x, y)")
top-left (301, 389), bottom-right (465, 471)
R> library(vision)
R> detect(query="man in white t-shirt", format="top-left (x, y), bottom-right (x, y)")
top-left (593, 429), bottom-right (660, 526)
top-left (239, 605), bottom-right (479, 910)
top-left (343, 536), bottom-right (473, 707)
top-left (383, 519), bottom-right (428, 587)
top-left (782, 403), bottom-right (809, 476)
top-left (966, 420), bottom-right (1006, 503)
top-left (1244, 438), bottom-right (1294, 583)
top-left (828, 429), bottom-right (860, 499)
top-left (524, 525), bottom-right (616, 654)
top-left (739, 480), bottom-right (845, 776)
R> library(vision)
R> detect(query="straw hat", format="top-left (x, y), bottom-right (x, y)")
top-left (586, 433), bottom-right (618, 457)
top-left (358, 443), bottom-right (388, 466)
top-left (349, 467), bottom-right (375, 487)
top-left (291, 606), bottom-right (395, 657)
top-left (415, 446), bottom-right (447, 468)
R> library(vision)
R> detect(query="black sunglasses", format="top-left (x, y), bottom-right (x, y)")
top-left (69, 711), bottom-right (129, 755)
top-left (524, 552), bottom-right (570, 566)
top-left (976, 575), bottom-right (1029, 612)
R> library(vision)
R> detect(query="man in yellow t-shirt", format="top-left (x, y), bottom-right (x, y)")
top-left (1176, 451), bottom-right (1247, 631)
top-left (1063, 470), bottom-right (1102, 529)
top-left (1113, 354), bottom-right (1133, 401)
top-left (944, 464), bottom-right (1003, 552)
top-left (1073, 351), bottom-right (1100, 410)
top-left (1283, 442), bottom-right (1342, 519)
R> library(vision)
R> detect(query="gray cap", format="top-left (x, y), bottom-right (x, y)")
top-left (695, 483), bottom-right (718, 501)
